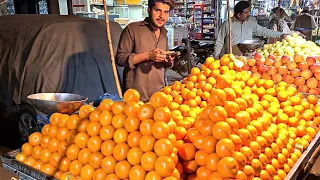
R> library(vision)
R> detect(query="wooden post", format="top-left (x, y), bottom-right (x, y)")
top-left (227, 0), bottom-right (232, 53)
top-left (103, 0), bottom-right (123, 98)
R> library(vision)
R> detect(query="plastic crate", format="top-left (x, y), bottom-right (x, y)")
top-left (1, 149), bottom-right (57, 180)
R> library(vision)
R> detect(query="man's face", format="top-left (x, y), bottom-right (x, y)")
top-left (237, 7), bottom-right (251, 22)
top-left (148, 2), bottom-right (170, 28)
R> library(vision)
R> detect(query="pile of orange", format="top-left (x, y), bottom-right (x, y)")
top-left (15, 54), bottom-right (320, 180)
top-left (16, 89), bottom-right (181, 180)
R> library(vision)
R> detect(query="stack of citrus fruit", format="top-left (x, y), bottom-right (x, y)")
top-left (16, 89), bottom-right (182, 180)
top-left (14, 54), bottom-right (320, 180)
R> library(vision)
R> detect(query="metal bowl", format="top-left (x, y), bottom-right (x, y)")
top-left (27, 93), bottom-right (88, 114)
top-left (239, 39), bottom-right (265, 51)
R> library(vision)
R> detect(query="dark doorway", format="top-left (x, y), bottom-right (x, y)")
top-left (14, 0), bottom-right (39, 14)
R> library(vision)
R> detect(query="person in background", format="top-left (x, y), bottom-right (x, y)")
top-left (116, 0), bottom-right (176, 102)
top-left (291, 8), bottom-right (317, 40)
top-left (268, 7), bottom-right (293, 43)
top-left (214, 1), bottom-right (287, 59)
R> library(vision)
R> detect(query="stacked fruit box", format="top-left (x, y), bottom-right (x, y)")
top-left (2, 53), bottom-right (320, 180)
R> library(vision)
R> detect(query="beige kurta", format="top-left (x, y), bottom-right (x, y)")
top-left (116, 18), bottom-right (171, 102)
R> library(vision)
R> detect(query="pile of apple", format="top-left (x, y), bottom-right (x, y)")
top-left (256, 33), bottom-right (320, 58)
top-left (242, 53), bottom-right (320, 95)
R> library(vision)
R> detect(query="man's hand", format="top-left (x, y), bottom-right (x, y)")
top-left (166, 55), bottom-right (174, 63)
top-left (148, 48), bottom-right (166, 62)
top-left (280, 34), bottom-right (288, 39)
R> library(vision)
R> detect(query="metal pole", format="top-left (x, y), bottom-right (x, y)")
top-left (227, 0), bottom-right (232, 53)
top-left (186, 39), bottom-right (192, 75)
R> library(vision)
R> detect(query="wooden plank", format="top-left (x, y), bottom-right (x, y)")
top-left (285, 130), bottom-right (320, 180)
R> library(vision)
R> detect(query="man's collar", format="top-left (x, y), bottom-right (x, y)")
top-left (140, 17), bottom-right (168, 34)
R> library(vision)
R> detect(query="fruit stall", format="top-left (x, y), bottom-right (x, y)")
top-left (1, 32), bottom-right (320, 180)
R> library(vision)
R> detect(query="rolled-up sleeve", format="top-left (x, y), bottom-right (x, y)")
top-left (254, 22), bottom-right (282, 38)
top-left (214, 21), bottom-right (227, 59)
top-left (116, 26), bottom-right (135, 69)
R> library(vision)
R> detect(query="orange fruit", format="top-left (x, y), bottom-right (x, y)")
top-left (101, 156), bottom-right (117, 174)
top-left (138, 104), bottom-right (155, 121)
top-left (40, 148), bottom-right (51, 163)
top-left (153, 107), bottom-right (171, 123)
top-left (196, 166), bottom-right (212, 179)
top-left (126, 147), bottom-right (144, 166)
top-left (93, 168), bottom-right (107, 180)
top-left (66, 144), bottom-right (80, 161)
top-left (154, 138), bottom-right (174, 157)
top-left (217, 157), bottom-right (239, 179)
top-left (29, 132), bottom-right (42, 147)
top-left (240, 146), bottom-right (253, 162)
top-left (235, 170), bottom-right (247, 180)
top-left (178, 143), bottom-right (196, 161)
top-left (111, 101), bottom-right (126, 115)
top-left (149, 92), bottom-right (169, 108)
top-left (251, 158), bottom-right (263, 176)
top-left (235, 111), bottom-right (250, 129)
top-left (155, 156), bottom-right (175, 177)
top-left (22, 143), bottom-right (33, 157)
top-left (99, 99), bottom-right (114, 111)
top-left (232, 151), bottom-right (246, 170)
top-left (87, 136), bottom-right (103, 153)
top-left (208, 89), bottom-right (226, 106)
top-left (243, 165), bottom-right (255, 180)
top-left (195, 150), bottom-right (209, 166)
top-left (249, 141), bottom-right (261, 158)
top-left (216, 138), bottom-right (235, 158)
top-left (76, 119), bottom-right (90, 133)
top-left (59, 157), bottom-right (71, 172)
top-left (79, 105), bottom-right (95, 119)
top-left (141, 152), bottom-right (158, 171)
top-left (129, 165), bottom-right (147, 180)
top-left (202, 135), bottom-right (218, 154)
top-left (212, 122), bottom-right (231, 140)
top-left (124, 89), bottom-right (140, 103)
top-left (139, 135), bottom-right (156, 152)
top-left (237, 128), bottom-right (252, 146)
top-left (152, 121), bottom-right (170, 140)
top-left (209, 106), bottom-right (227, 122)
top-left (113, 143), bottom-right (130, 161)
top-left (69, 160), bottom-right (83, 176)
top-left (206, 153), bottom-right (220, 171)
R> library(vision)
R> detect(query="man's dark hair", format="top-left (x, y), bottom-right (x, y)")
top-left (234, 1), bottom-right (250, 16)
top-left (148, 0), bottom-right (174, 10)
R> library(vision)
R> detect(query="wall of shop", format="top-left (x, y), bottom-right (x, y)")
top-left (107, 5), bottom-right (143, 20)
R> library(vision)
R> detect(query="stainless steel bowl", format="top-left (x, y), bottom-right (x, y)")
top-left (27, 93), bottom-right (88, 114)
top-left (239, 39), bottom-right (265, 51)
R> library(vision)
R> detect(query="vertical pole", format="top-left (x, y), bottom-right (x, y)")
top-left (226, 0), bottom-right (232, 53)
top-left (186, 39), bottom-right (191, 75)
top-left (103, 0), bottom-right (123, 98)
